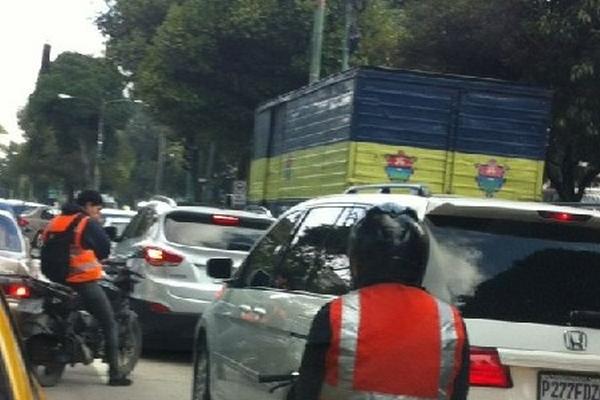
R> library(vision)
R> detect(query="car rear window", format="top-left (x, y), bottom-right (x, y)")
top-left (0, 216), bottom-right (21, 253)
top-left (164, 211), bottom-right (272, 251)
top-left (426, 215), bottom-right (600, 328)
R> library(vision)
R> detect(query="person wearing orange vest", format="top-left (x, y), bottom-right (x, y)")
top-left (292, 203), bottom-right (470, 400)
top-left (44, 190), bottom-right (132, 386)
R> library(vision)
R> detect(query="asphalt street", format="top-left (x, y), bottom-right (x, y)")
top-left (45, 350), bottom-right (193, 400)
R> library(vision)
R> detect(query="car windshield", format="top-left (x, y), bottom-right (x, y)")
top-left (164, 212), bottom-right (271, 251)
top-left (425, 215), bottom-right (600, 328)
top-left (0, 216), bottom-right (21, 253)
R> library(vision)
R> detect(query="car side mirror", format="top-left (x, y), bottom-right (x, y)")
top-left (207, 258), bottom-right (233, 279)
top-left (104, 226), bottom-right (119, 242)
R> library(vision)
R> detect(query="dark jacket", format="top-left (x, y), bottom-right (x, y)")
top-left (292, 296), bottom-right (470, 400)
top-left (61, 204), bottom-right (111, 261)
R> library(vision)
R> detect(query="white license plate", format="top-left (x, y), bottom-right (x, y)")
top-left (16, 298), bottom-right (44, 314)
top-left (539, 372), bottom-right (600, 400)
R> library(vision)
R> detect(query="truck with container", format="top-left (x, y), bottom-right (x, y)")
top-left (248, 67), bottom-right (552, 213)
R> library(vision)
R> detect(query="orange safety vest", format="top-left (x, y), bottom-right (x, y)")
top-left (321, 283), bottom-right (466, 400)
top-left (43, 214), bottom-right (103, 284)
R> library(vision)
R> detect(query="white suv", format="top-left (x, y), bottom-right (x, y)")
top-left (113, 200), bottom-right (274, 349)
top-left (193, 184), bottom-right (600, 400)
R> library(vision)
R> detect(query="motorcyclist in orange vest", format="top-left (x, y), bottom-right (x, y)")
top-left (44, 190), bottom-right (132, 386)
top-left (292, 203), bottom-right (470, 400)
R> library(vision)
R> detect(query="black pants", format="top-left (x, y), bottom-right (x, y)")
top-left (71, 281), bottom-right (121, 378)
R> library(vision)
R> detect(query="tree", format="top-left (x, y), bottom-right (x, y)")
top-left (19, 52), bottom-right (130, 198)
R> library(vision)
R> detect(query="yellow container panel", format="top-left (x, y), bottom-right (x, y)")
top-left (350, 142), bottom-right (448, 194)
top-left (450, 152), bottom-right (544, 200)
top-left (260, 142), bottom-right (350, 201)
top-left (248, 158), bottom-right (268, 202)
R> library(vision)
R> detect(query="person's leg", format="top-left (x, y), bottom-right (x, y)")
top-left (72, 281), bottom-right (131, 386)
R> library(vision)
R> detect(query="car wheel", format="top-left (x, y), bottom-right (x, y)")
top-left (192, 338), bottom-right (211, 400)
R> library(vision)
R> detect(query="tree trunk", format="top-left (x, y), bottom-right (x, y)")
top-left (77, 136), bottom-right (93, 188)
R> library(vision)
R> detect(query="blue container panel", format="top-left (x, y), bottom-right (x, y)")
top-left (455, 91), bottom-right (550, 160)
top-left (353, 75), bottom-right (455, 150)
top-left (253, 110), bottom-right (272, 159)
top-left (274, 78), bottom-right (354, 155)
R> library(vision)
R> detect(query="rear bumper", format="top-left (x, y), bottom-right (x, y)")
top-left (130, 298), bottom-right (200, 349)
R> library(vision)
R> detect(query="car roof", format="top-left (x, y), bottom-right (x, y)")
top-left (0, 210), bottom-right (16, 222)
top-left (161, 205), bottom-right (275, 221)
top-left (101, 208), bottom-right (136, 217)
top-left (294, 193), bottom-right (600, 222)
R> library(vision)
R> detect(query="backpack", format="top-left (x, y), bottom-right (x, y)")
top-left (41, 214), bottom-right (85, 283)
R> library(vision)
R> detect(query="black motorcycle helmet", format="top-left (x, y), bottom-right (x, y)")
top-left (76, 190), bottom-right (104, 207)
top-left (348, 203), bottom-right (430, 288)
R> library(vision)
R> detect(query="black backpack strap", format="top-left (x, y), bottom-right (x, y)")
top-left (65, 213), bottom-right (86, 234)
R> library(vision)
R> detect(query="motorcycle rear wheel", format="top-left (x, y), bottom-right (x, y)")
top-left (118, 311), bottom-right (142, 375)
top-left (32, 363), bottom-right (66, 387)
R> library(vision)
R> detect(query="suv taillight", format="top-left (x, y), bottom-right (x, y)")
top-left (17, 216), bottom-right (29, 227)
top-left (469, 347), bottom-right (512, 388)
top-left (4, 283), bottom-right (31, 299)
top-left (143, 246), bottom-right (184, 267)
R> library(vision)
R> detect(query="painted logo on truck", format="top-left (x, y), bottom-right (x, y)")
top-left (385, 151), bottom-right (417, 182)
top-left (475, 159), bottom-right (509, 197)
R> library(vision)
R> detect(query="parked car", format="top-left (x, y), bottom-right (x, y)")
top-left (192, 184), bottom-right (600, 400)
top-left (0, 285), bottom-right (46, 399)
top-left (100, 208), bottom-right (136, 238)
top-left (19, 206), bottom-right (58, 250)
top-left (0, 210), bottom-right (31, 274)
top-left (113, 201), bottom-right (274, 348)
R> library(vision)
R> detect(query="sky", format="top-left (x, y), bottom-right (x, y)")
top-left (0, 0), bottom-right (107, 145)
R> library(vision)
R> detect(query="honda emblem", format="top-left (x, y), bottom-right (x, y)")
top-left (564, 330), bottom-right (587, 351)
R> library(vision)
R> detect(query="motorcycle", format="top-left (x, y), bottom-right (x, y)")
top-left (14, 258), bottom-right (143, 387)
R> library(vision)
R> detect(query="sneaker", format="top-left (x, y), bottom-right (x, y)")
top-left (108, 376), bottom-right (133, 386)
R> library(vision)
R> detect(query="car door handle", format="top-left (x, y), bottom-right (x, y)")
top-left (239, 304), bottom-right (252, 313)
top-left (252, 307), bottom-right (267, 317)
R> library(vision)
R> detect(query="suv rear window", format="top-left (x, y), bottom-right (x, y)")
top-left (164, 211), bottom-right (272, 251)
top-left (0, 216), bottom-right (21, 253)
top-left (426, 215), bottom-right (600, 328)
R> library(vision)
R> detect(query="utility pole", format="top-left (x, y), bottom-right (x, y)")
top-left (309, 0), bottom-right (327, 83)
top-left (154, 132), bottom-right (166, 193)
top-left (342, 0), bottom-right (352, 71)
top-left (94, 101), bottom-right (105, 190)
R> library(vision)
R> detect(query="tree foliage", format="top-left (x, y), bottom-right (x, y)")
top-left (18, 52), bottom-right (130, 199)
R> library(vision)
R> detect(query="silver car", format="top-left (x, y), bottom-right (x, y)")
top-left (113, 201), bottom-right (274, 349)
top-left (193, 185), bottom-right (600, 400)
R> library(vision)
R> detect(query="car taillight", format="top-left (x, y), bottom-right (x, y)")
top-left (212, 215), bottom-right (240, 226)
top-left (143, 246), bottom-right (184, 267)
top-left (469, 347), bottom-right (512, 388)
top-left (4, 283), bottom-right (31, 299)
top-left (17, 216), bottom-right (29, 227)
top-left (149, 302), bottom-right (171, 314)
top-left (538, 211), bottom-right (591, 223)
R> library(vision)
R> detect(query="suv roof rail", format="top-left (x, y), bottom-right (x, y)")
top-left (145, 195), bottom-right (177, 207)
top-left (344, 183), bottom-right (431, 197)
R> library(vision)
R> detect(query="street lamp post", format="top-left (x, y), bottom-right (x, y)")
top-left (57, 94), bottom-right (142, 190)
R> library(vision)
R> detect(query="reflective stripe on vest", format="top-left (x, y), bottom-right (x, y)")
top-left (321, 283), bottom-right (466, 400)
top-left (44, 214), bottom-right (102, 283)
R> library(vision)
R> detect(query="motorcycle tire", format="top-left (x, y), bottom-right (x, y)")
top-left (31, 363), bottom-right (66, 387)
top-left (117, 311), bottom-right (142, 376)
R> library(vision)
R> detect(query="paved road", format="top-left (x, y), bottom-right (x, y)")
top-left (45, 350), bottom-right (193, 400)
